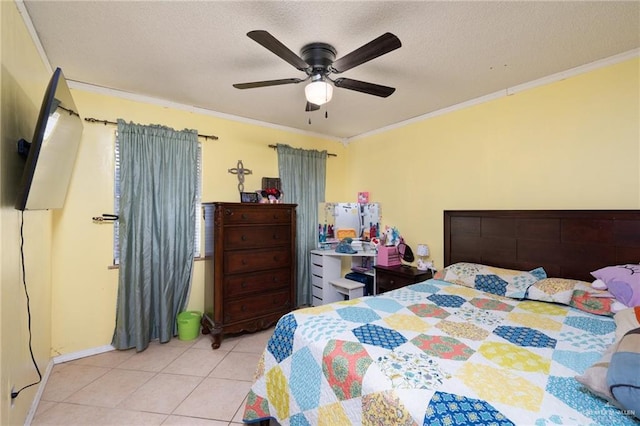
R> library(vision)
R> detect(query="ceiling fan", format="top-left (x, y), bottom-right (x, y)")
top-left (233, 30), bottom-right (401, 111)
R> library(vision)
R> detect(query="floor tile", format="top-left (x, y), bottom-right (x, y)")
top-left (231, 328), bottom-right (274, 353)
top-left (209, 351), bottom-right (261, 382)
top-left (41, 364), bottom-right (110, 402)
top-left (33, 327), bottom-right (273, 425)
top-left (161, 415), bottom-right (228, 425)
top-left (232, 396), bottom-right (248, 423)
top-left (32, 400), bottom-right (56, 418)
top-left (102, 407), bottom-right (168, 425)
top-left (117, 343), bottom-right (187, 372)
top-left (119, 373), bottom-right (202, 414)
top-left (65, 368), bottom-right (154, 407)
top-left (162, 335), bottom-right (200, 348)
top-left (172, 377), bottom-right (252, 421)
top-left (163, 347), bottom-right (228, 377)
top-left (31, 403), bottom-right (113, 425)
top-left (69, 348), bottom-right (135, 368)
top-left (191, 336), bottom-right (217, 350)
top-left (31, 402), bottom-right (166, 425)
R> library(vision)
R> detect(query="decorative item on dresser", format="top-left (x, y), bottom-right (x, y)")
top-left (373, 264), bottom-right (433, 294)
top-left (201, 202), bottom-right (297, 349)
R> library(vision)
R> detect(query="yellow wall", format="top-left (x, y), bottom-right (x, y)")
top-left (1, 1), bottom-right (55, 424)
top-left (346, 58), bottom-right (640, 266)
top-left (50, 90), bottom-right (348, 355)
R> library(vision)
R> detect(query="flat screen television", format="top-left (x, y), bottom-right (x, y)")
top-left (15, 67), bottom-right (83, 211)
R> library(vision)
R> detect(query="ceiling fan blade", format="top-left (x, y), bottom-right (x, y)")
top-left (333, 78), bottom-right (396, 97)
top-left (305, 102), bottom-right (320, 112)
top-left (233, 78), bottom-right (303, 89)
top-left (331, 33), bottom-right (401, 73)
top-left (247, 30), bottom-right (309, 71)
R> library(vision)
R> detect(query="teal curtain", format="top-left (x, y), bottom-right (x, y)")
top-left (112, 120), bottom-right (198, 351)
top-left (277, 144), bottom-right (327, 306)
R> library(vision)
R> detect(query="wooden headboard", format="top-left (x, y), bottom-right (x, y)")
top-left (444, 210), bottom-right (640, 282)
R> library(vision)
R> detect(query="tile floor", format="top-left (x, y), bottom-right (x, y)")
top-left (32, 327), bottom-right (275, 425)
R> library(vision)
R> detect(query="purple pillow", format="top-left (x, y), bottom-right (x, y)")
top-left (591, 264), bottom-right (640, 307)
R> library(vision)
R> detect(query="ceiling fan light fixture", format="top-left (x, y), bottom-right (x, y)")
top-left (305, 80), bottom-right (333, 106)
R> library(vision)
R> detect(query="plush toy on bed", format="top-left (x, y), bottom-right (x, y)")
top-left (591, 264), bottom-right (640, 313)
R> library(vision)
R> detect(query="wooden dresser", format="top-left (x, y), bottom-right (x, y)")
top-left (201, 202), bottom-right (296, 349)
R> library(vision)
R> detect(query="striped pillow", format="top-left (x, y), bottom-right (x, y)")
top-left (607, 326), bottom-right (640, 419)
top-left (576, 306), bottom-right (640, 414)
top-left (614, 306), bottom-right (640, 341)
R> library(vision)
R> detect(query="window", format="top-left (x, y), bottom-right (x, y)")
top-left (113, 133), bottom-right (202, 264)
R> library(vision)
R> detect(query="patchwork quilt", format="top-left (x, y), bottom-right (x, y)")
top-left (243, 279), bottom-right (636, 425)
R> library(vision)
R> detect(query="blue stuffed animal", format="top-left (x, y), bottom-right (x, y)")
top-left (335, 237), bottom-right (356, 254)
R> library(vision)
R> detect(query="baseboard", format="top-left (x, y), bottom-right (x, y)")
top-left (52, 344), bottom-right (115, 364)
top-left (24, 359), bottom-right (54, 426)
top-left (25, 345), bottom-right (116, 424)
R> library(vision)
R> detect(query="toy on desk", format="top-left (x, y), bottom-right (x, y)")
top-left (335, 237), bottom-right (357, 254)
top-left (318, 224), bottom-right (326, 243)
top-left (370, 237), bottom-right (380, 248)
top-left (383, 226), bottom-right (400, 246)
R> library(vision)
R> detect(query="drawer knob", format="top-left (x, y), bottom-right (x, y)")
top-left (241, 213), bottom-right (248, 219)
top-left (390, 280), bottom-right (395, 285)
top-left (241, 305), bottom-right (247, 312)
top-left (242, 259), bottom-right (247, 265)
top-left (272, 234), bottom-right (280, 240)
top-left (241, 282), bottom-right (248, 288)
top-left (241, 235), bottom-right (247, 241)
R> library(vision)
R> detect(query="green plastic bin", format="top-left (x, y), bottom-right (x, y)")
top-left (177, 311), bottom-right (201, 341)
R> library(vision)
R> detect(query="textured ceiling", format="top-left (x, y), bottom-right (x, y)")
top-left (22, 1), bottom-right (640, 141)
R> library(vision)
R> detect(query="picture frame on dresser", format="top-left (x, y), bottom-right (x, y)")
top-left (240, 192), bottom-right (259, 203)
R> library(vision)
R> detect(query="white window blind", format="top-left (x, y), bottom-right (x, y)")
top-left (113, 133), bottom-right (202, 264)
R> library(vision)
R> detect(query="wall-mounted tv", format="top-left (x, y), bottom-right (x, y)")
top-left (15, 67), bottom-right (83, 211)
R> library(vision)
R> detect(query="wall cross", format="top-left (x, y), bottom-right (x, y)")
top-left (228, 160), bottom-right (253, 193)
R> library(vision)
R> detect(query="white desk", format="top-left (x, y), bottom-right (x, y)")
top-left (310, 249), bottom-right (376, 306)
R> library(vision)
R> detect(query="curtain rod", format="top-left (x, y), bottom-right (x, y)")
top-left (268, 144), bottom-right (337, 157)
top-left (83, 117), bottom-right (219, 140)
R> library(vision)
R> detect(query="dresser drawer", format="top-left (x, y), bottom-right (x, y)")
top-left (224, 247), bottom-right (291, 274)
top-left (224, 289), bottom-right (292, 323)
top-left (312, 284), bottom-right (323, 299)
top-left (376, 272), bottom-right (414, 293)
top-left (311, 252), bottom-right (323, 266)
top-left (375, 266), bottom-right (433, 294)
top-left (311, 273), bottom-right (323, 287)
top-left (311, 263), bottom-right (323, 277)
top-left (225, 225), bottom-right (290, 250)
top-left (224, 268), bottom-right (290, 298)
top-left (221, 205), bottom-right (293, 225)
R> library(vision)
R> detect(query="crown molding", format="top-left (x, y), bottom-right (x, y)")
top-left (347, 48), bottom-right (639, 143)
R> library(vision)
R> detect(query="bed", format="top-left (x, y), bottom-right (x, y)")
top-left (242, 210), bottom-right (640, 425)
